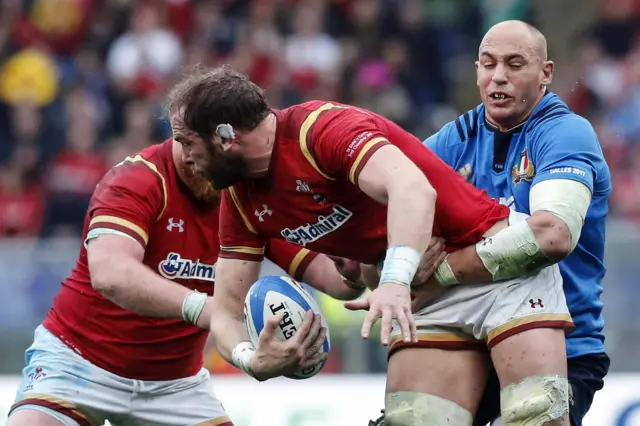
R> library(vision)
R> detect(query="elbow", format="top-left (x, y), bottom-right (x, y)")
top-left (529, 212), bottom-right (572, 262)
top-left (88, 254), bottom-right (122, 298)
top-left (406, 174), bottom-right (437, 205)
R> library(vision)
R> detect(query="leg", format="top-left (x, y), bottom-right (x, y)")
top-left (385, 345), bottom-right (490, 425)
top-left (132, 368), bottom-right (233, 425)
top-left (491, 328), bottom-right (570, 426)
top-left (565, 353), bottom-right (609, 426)
top-left (483, 353), bottom-right (610, 426)
top-left (10, 325), bottom-right (131, 426)
top-left (384, 279), bottom-right (517, 426)
top-left (8, 409), bottom-right (74, 426)
top-left (473, 255), bottom-right (574, 426)
top-left (473, 369), bottom-right (501, 426)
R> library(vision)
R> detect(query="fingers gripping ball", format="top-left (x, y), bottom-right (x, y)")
top-left (244, 276), bottom-right (331, 379)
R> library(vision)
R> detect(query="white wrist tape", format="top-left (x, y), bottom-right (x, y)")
top-left (181, 290), bottom-right (207, 325)
top-left (434, 255), bottom-right (459, 287)
top-left (231, 341), bottom-right (256, 377)
top-left (379, 245), bottom-right (421, 288)
top-left (476, 218), bottom-right (547, 282)
top-left (530, 179), bottom-right (591, 252)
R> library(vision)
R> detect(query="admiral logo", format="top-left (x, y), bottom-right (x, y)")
top-left (158, 252), bottom-right (216, 282)
top-left (281, 206), bottom-right (353, 247)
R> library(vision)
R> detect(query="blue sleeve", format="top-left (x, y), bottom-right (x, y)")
top-left (530, 116), bottom-right (602, 193)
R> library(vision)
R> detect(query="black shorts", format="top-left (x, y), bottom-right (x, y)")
top-left (473, 353), bottom-right (610, 426)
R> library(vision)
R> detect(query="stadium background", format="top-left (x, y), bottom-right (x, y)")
top-left (0, 0), bottom-right (639, 424)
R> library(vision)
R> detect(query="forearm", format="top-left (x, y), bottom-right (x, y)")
top-left (92, 256), bottom-right (193, 319)
top-left (209, 308), bottom-right (250, 363)
top-left (437, 212), bottom-right (566, 285)
top-left (387, 180), bottom-right (436, 252)
top-left (303, 255), bottom-right (365, 300)
top-left (380, 179), bottom-right (437, 286)
top-left (208, 258), bottom-right (261, 367)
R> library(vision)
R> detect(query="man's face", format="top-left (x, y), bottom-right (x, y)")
top-left (475, 29), bottom-right (553, 129)
top-left (171, 110), bottom-right (248, 190)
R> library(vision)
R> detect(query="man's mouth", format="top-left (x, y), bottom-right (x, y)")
top-left (489, 92), bottom-right (509, 100)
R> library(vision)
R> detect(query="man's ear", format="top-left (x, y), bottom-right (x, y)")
top-left (541, 60), bottom-right (554, 86)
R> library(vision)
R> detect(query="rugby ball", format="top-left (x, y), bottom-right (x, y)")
top-left (244, 275), bottom-right (330, 380)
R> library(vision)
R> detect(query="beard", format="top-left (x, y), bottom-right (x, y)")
top-left (201, 142), bottom-right (250, 190)
top-left (178, 160), bottom-right (221, 205)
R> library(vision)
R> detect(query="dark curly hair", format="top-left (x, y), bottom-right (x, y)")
top-left (166, 65), bottom-right (271, 139)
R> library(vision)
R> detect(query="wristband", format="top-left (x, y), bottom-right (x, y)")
top-left (181, 290), bottom-right (207, 325)
top-left (231, 341), bottom-right (256, 377)
top-left (379, 245), bottom-right (421, 288)
top-left (434, 254), bottom-right (459, 287)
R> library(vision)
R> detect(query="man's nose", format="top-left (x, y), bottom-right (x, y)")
top-left (181, 149), bottom-right (193, 165)
top-left (492, 63), bottom-right (508, 84)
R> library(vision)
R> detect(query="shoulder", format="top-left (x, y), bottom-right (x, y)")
top-left (93, 141), bottom-right (171, 211)
top-left (427, 105), bottom-right (483, 150)
top-left (444, 105), bottom-right (483, 146)
top-left (528, 106), bottom-right (599, 152)
top-left (106, 143), bottom-right (169, 190)
top-left (451, 105), bottom-right (483, 143)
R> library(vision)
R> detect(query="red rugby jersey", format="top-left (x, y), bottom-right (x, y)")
top-left (43, 139), bottom-right (316, 380)
top-left (219, 101), bottom-right (509, 265)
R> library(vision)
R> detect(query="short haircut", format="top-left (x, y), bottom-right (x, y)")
top-left (166, 65), bottom-right (271, 139)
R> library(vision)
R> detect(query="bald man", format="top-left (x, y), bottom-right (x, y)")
top-left (421, 20), bottom-right (611, 426)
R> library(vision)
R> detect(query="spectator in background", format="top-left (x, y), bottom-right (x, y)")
top-left (106, 2), bottom-right (182, 99)
top-left (0, 145), bottom-right (44, 237)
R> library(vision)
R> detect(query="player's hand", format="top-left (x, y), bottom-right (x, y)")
top-left (327, 255), bottom-right (361, 283)
top-left (345, 283), bottom-right (415, 346)
top-left (250, 310), bottom-right (327, 381)
top-left (411, 237), bottom-right (447, 287)
top-left (410, 283), bottom-right (446, 312)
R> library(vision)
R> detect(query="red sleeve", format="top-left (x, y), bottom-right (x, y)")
top-left (218, 187), bottom-right (266, 262)
top-left (302, 104), bottom-right (391, 184)
top-left (265, 240), bottom-right (319, 282)
top-left (87, 156), bottom-right (166, 247)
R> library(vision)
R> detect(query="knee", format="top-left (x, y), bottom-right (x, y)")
top-left (384, 391), bottom-right (473, 426)
top-left (500, 375), bottom-right (570, 426)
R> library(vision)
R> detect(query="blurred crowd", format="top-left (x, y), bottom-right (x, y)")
top-left (562, 0), bottom-right (640, 219)
top-left (0, 0), bottom-right (638, 239)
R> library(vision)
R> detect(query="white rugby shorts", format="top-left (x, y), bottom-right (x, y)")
top-left (9, 325), bottom-right (232, 426)
top-left (389, 210), bottom-right (574, 354)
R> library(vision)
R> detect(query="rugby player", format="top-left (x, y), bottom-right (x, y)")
top-left (7, 137), bottom-right (368, 426)
top-left (166, 66), bottom-right (575, 426)
top-left (419, 21), bottom-right (611, 426)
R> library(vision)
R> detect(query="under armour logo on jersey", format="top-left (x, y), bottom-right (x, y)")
top-left (529, 298), bottom-right (544, 308)
top-left (167, 218), bottom-right (184, 232)
top-left (296, 180), bottom-right (311, 193)
top-left (255, 205), bottom-right (272, 222)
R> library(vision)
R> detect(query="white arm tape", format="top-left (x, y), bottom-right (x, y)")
top-left (434, 255), bottom-right (459, 287)
top-left (84, 228), bottom-right (137, 248)
top-left (181, 290), bottom-right (207, 324)
top-left (476, 218), bottom-right (547, 282)
top-left (529, 179), bottom-right (592, 251)
top-left (231, 341), bottom-right (256, 377)
top-left (379, 245), bottom-right (421, 288)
